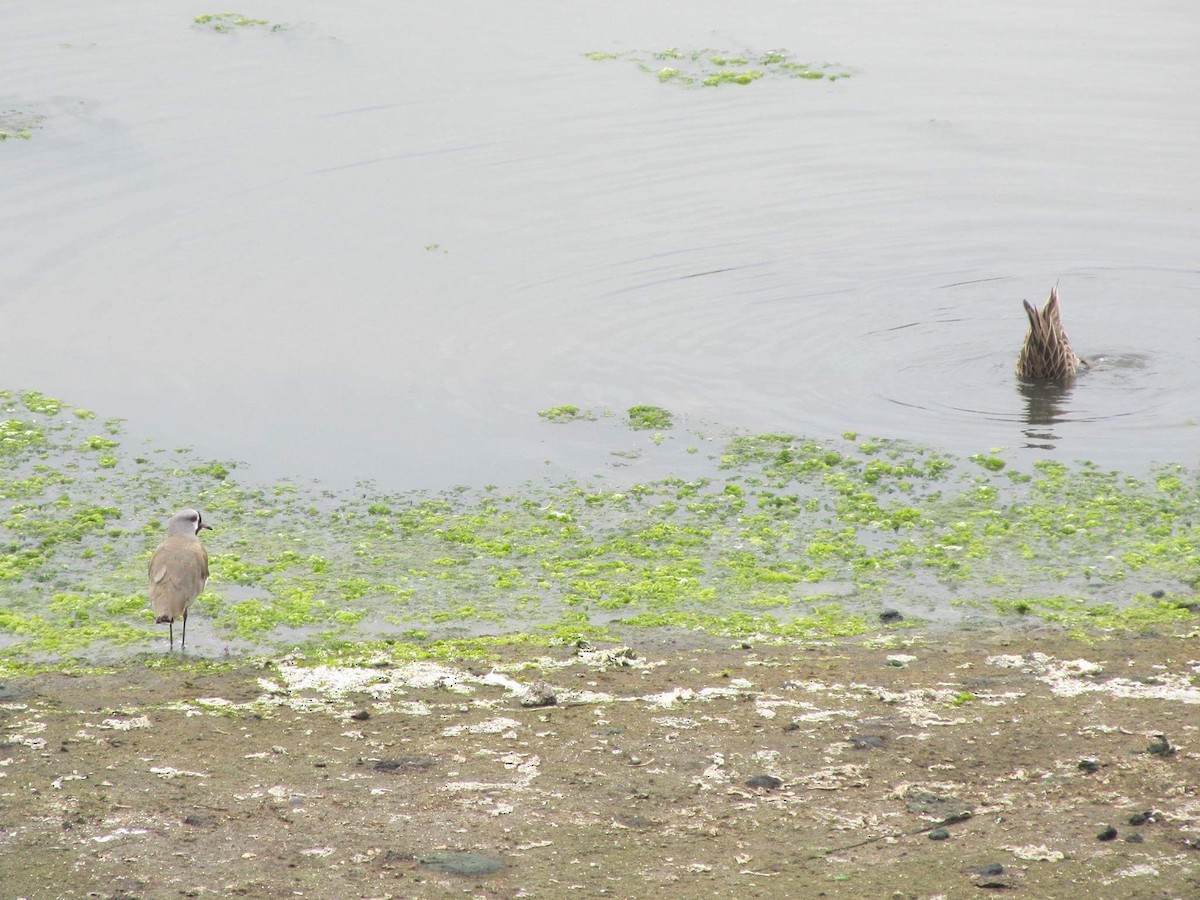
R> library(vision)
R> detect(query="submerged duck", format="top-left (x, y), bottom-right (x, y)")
top-left (1016, 285), bottom-right (1087, 380)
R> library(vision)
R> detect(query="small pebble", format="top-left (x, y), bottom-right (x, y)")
top-left (1097, 826), bottom-right (1118, 841)
top-left (1124, 833), bottom-right (1144, 843)
top-left (928, 828), bottom-right (950, 841)
top-left (879, 609), bottom-right (904, 624)
top-left (746, 774), bottom-right (783, 791)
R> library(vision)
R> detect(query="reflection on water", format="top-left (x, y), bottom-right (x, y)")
top-left (1017, 377), bottom-right (1076, 449)
top-left (1013, 351), bottom-right (1162, 453)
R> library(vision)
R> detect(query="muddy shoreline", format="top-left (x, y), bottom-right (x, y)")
top-left (3, 626), bottom-right (1198, 898)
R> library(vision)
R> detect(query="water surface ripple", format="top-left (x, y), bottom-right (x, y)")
top-left (2, 1), bottom-right (1197, 487)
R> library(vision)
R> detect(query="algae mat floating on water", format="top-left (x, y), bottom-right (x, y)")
top-left (1, 387), bottom-right (1197, 668)
top-left (584, 47), bottom-right (853, 88)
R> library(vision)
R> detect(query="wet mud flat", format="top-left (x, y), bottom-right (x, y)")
top-left (2, 627), bottom-right (1199, 899)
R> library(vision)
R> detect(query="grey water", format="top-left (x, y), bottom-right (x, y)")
top-left (2, 0), bottom-right (1197, 490)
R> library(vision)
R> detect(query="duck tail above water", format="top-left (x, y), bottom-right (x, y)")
top-left (1016, 285), bottom-right (1086, 380)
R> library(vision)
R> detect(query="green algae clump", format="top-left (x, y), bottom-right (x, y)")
top-left (628, 405), bottom-right (673, 430)
top-left (703, 70), bottom-right (764, 87)
top-left (587, 46), bottom-right (852, 90)
top-left (194, 12), bottom-right (271, 32)
top-left (538, 405), bottom-right (596, 423)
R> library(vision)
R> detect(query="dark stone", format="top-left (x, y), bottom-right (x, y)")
top-left (1077, 758), bottom-right (1102, 773)
top-left (879, 609), bottom-right (904, 624)
top-left (350, 709), bottom-right (370, 721)
top-left (1148, 735), bottom-right (1174, 756)
top-left (1124, 833), bottom-right (1144, 843)
top-left (746, 774), bottom-right (783, 791)
top-left (971, 872), bottom-right (1014, 889)
top-left (1150, 589), bottom-right (1165, 599)
top-left (783, 722), bottom-right (800, 732)
top-left (1128, 810), bottom-right (1154, 826)
top-left (418, 851), bottom-right (503, 877)
top-left (928, 828), bottom-right (950, 840)
top-left (1097, 826), bottom-right (1119, 841)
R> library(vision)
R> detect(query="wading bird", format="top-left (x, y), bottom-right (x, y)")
top-left (148, 508), bottom-right (211, 650)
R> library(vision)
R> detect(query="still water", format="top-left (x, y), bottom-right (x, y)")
top-left (2, 0), bottom-right (1197, 489)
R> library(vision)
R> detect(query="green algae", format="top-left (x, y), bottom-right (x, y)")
top-left (0, 110), bottom-right (44, 142)
top-left (194, 12), bottom-right (271, 32)
top-left (703, 70), bottom-right (764, 87)
top-left (628, 405), bottom-right (673, 430)
top-left (537, 405), bottom-right (596, 423)
top-left (589, 46), bottom-right (852, 90)
top-left (986, 593), bottom-right (1195, 638)
top-left (21, 391), bottom-right (63, 416)
top-left (2, 387), bottom-right (1199, 667)
top-left (971, 453), bottom-right (1006, 472)
top-left (0, 596), bottom-right (153, 654)
top-left (0, 420), bottom-right (46, 456)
